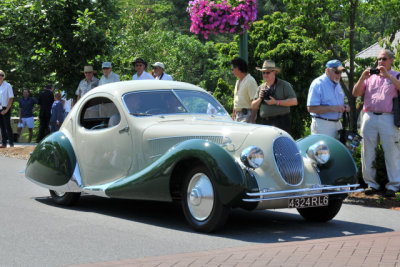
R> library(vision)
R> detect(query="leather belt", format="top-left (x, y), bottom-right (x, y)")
top-left (312, 116), bottom-right (339, 122)
top-left (373, 112), bottom-right (382, 115)
top-left (262, 113), bottom-right (290, 120)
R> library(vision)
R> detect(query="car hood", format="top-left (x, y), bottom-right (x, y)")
top-left (141, 117), bottom-right (264, 158)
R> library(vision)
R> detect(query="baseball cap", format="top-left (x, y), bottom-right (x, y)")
top-left (326, 59), bottom-right (345, 70)
top-left (102, 62), bottom-right (112, 68)
top-left (152, 62), bottom-right (165, 69)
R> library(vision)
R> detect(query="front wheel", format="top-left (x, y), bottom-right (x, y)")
top-left (181, 165), bottom-right (230, 233)
top-left (49, 190), bottom-right (81, 206)
top-left (297, 198), bottom-right (343, 222)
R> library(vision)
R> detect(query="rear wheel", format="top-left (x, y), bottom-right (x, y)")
top-left (49, 190), bottom-right (81, 206)
top-left (181, 165), bottom-right (230, 233)
top-left (297, 198), bottom-right (343, 222)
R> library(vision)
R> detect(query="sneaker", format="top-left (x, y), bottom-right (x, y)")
top-left (364, 187), bottom-right (379, 196)
top-left (385, 190), bottom-right (396, 198)
top-left (0, 144), bottom-right (6, 148)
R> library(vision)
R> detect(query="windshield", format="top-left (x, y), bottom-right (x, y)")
top-left (123, 89), bottom-right (228, 116)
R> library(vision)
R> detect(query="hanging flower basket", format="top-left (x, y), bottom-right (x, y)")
top-left (187, 0), bottom-right (257, 39)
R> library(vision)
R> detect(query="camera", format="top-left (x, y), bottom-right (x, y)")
top-left (261, 89), bottom-right (274, 101)
top-left (370, 68), bottom-right (380, 75)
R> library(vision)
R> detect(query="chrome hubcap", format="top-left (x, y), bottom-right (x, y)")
top-left (53, 191), bottom-right (66, 197)
top-left (187, 173), bottom-right (214, 221)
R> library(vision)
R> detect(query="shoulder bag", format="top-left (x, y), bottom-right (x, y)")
top-left (392, 73), bottom-right (400, 127)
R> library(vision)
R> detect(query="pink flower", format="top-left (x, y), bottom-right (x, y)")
top-left (187, 0), bottom-right (257, 38)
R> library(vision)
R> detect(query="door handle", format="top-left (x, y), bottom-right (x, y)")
top-left (119, 126), bottom-right (129, 134)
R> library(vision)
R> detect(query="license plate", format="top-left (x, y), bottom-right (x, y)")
top-left (288, 195), bottom-right (329, 208)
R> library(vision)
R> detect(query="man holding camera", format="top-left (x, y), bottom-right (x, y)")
top-left (307, 59), bottom-right (350, 138)
top-left (231, 57), bottom-right (259, 123)
top-left (252, 60), bottom-right (297, 134)
top-left (353, 49), bottom-right (400, 197)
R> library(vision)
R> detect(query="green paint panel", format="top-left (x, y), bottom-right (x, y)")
top-left (25, 131), bottom-right (76, 186)
top-left (106, 139), bottom-right (247, 205)
top-left (297, 134), bottom-right (358, 185)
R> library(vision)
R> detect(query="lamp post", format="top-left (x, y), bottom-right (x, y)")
top-left (239, 30), bottom-right (249, 63)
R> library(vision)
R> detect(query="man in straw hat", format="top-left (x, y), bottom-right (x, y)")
top-left (307, 59), bottom-right (350, 138)
top-left (252, 60), bottom-right (297, 134)
top-left (75, 65), bottom-right (99, 102)
top-left (231, 57), bottom-right (258, 123)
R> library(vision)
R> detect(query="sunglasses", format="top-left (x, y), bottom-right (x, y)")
top-left (378, 57), bottom-right (387, 61)
top-left (262, 71), bottom-right (273, 75)
top-left (0, 74), bottom-right (4, 77)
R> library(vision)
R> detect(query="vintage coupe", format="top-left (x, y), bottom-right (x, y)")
top-left (25, 80), bottom-right (361, 232)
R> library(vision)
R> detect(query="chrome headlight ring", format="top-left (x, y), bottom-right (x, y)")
top-left (306, 141), bottom-right (330, 165)
top-left (240, 146), bottom-right (264, 169)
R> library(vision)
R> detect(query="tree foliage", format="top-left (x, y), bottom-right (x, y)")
top-left (0, 0), bottom-right (118, 99)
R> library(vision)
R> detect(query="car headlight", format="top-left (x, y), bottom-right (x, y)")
top-left (240, 146), bottom-right (264, 169)
top-left (306, 141), bottom-right (330, 165)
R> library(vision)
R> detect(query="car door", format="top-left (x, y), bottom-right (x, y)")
top-left (75, 94), bottom-right (134, 186)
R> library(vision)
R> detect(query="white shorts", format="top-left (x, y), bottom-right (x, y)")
top-left (17, 117), bottom-right (35, 129)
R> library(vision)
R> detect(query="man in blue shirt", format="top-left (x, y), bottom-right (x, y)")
top-left (17, 89), bottom-right (37, 143)
top-left (307, 59), bottom-right (350, 138)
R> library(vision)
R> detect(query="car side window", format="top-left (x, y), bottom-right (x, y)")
top-left (80, 97), bottom-right (120, 130)
top-left (123, 91), bottom-right (187, 116)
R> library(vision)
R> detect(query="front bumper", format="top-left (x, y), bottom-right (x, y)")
top-left (243, 184), bottom-right (363, 202)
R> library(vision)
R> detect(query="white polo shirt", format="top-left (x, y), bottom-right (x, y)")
top-left (0, 81), bottom-right (14, 107)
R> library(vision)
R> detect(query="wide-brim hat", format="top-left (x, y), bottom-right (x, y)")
top-left (133, 58), bottom-right (147, 68)
top-left (82, 65), bottom-right (96, 73)
top-left (256, 60), bottom-right (281, 73)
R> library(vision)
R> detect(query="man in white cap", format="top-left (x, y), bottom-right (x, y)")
top-left (307, 59), bottom-right (350, 138)
top-left (152, 62), bottom-right (173, 81)
top-left (75, 65), bottom-right (99, 101)
top-left (252, 60), bottom-right (298, 134)
top-left (99, 62), bottom-right (120, 86)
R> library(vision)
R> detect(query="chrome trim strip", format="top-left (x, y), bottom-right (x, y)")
top-left (243, 184), bottom-right (363, 202)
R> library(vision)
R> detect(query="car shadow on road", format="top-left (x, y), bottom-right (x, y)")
top-left (35, 194), bottom-right (395, 243)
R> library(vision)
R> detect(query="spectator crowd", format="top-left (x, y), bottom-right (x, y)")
top-left (0, 50), bottom-right (399, 197)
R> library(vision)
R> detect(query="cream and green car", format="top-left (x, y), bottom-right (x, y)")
top-left (25, 80), bottom-right (361, 232)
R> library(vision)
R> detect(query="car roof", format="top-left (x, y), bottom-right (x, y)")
top-left (89, 80), bottom-right (206, 99)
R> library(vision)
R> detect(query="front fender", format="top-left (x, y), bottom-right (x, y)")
top-left (25, 131), bottom-right (76, 186)
top-left (105, 139), bottom-right (246, 205)
top-left (297, 134), bottom-right (358, 185)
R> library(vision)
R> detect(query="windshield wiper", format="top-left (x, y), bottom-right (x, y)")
top-left (130, 112), bottom-right (152, 116)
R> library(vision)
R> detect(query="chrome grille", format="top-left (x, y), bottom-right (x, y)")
top-left (273, 136), bottom-right (304, 185)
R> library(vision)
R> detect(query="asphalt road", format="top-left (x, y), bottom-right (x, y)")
top-left (2, 156), bottom-right (400, 267)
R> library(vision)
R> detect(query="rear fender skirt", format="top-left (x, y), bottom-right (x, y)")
top-left (297, 134), bottom-right (358, 185)
top-left (25, 131), bottom-right (77, 187)
top-left (104, 139), bottom-right (247, 205)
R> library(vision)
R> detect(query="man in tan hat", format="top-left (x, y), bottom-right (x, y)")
top-left (231, 57), bottom-right (258, 123)
top-left (252, 60), bottom-right (297, 134)
top-left (75, 65), bottom-right (99, 101)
